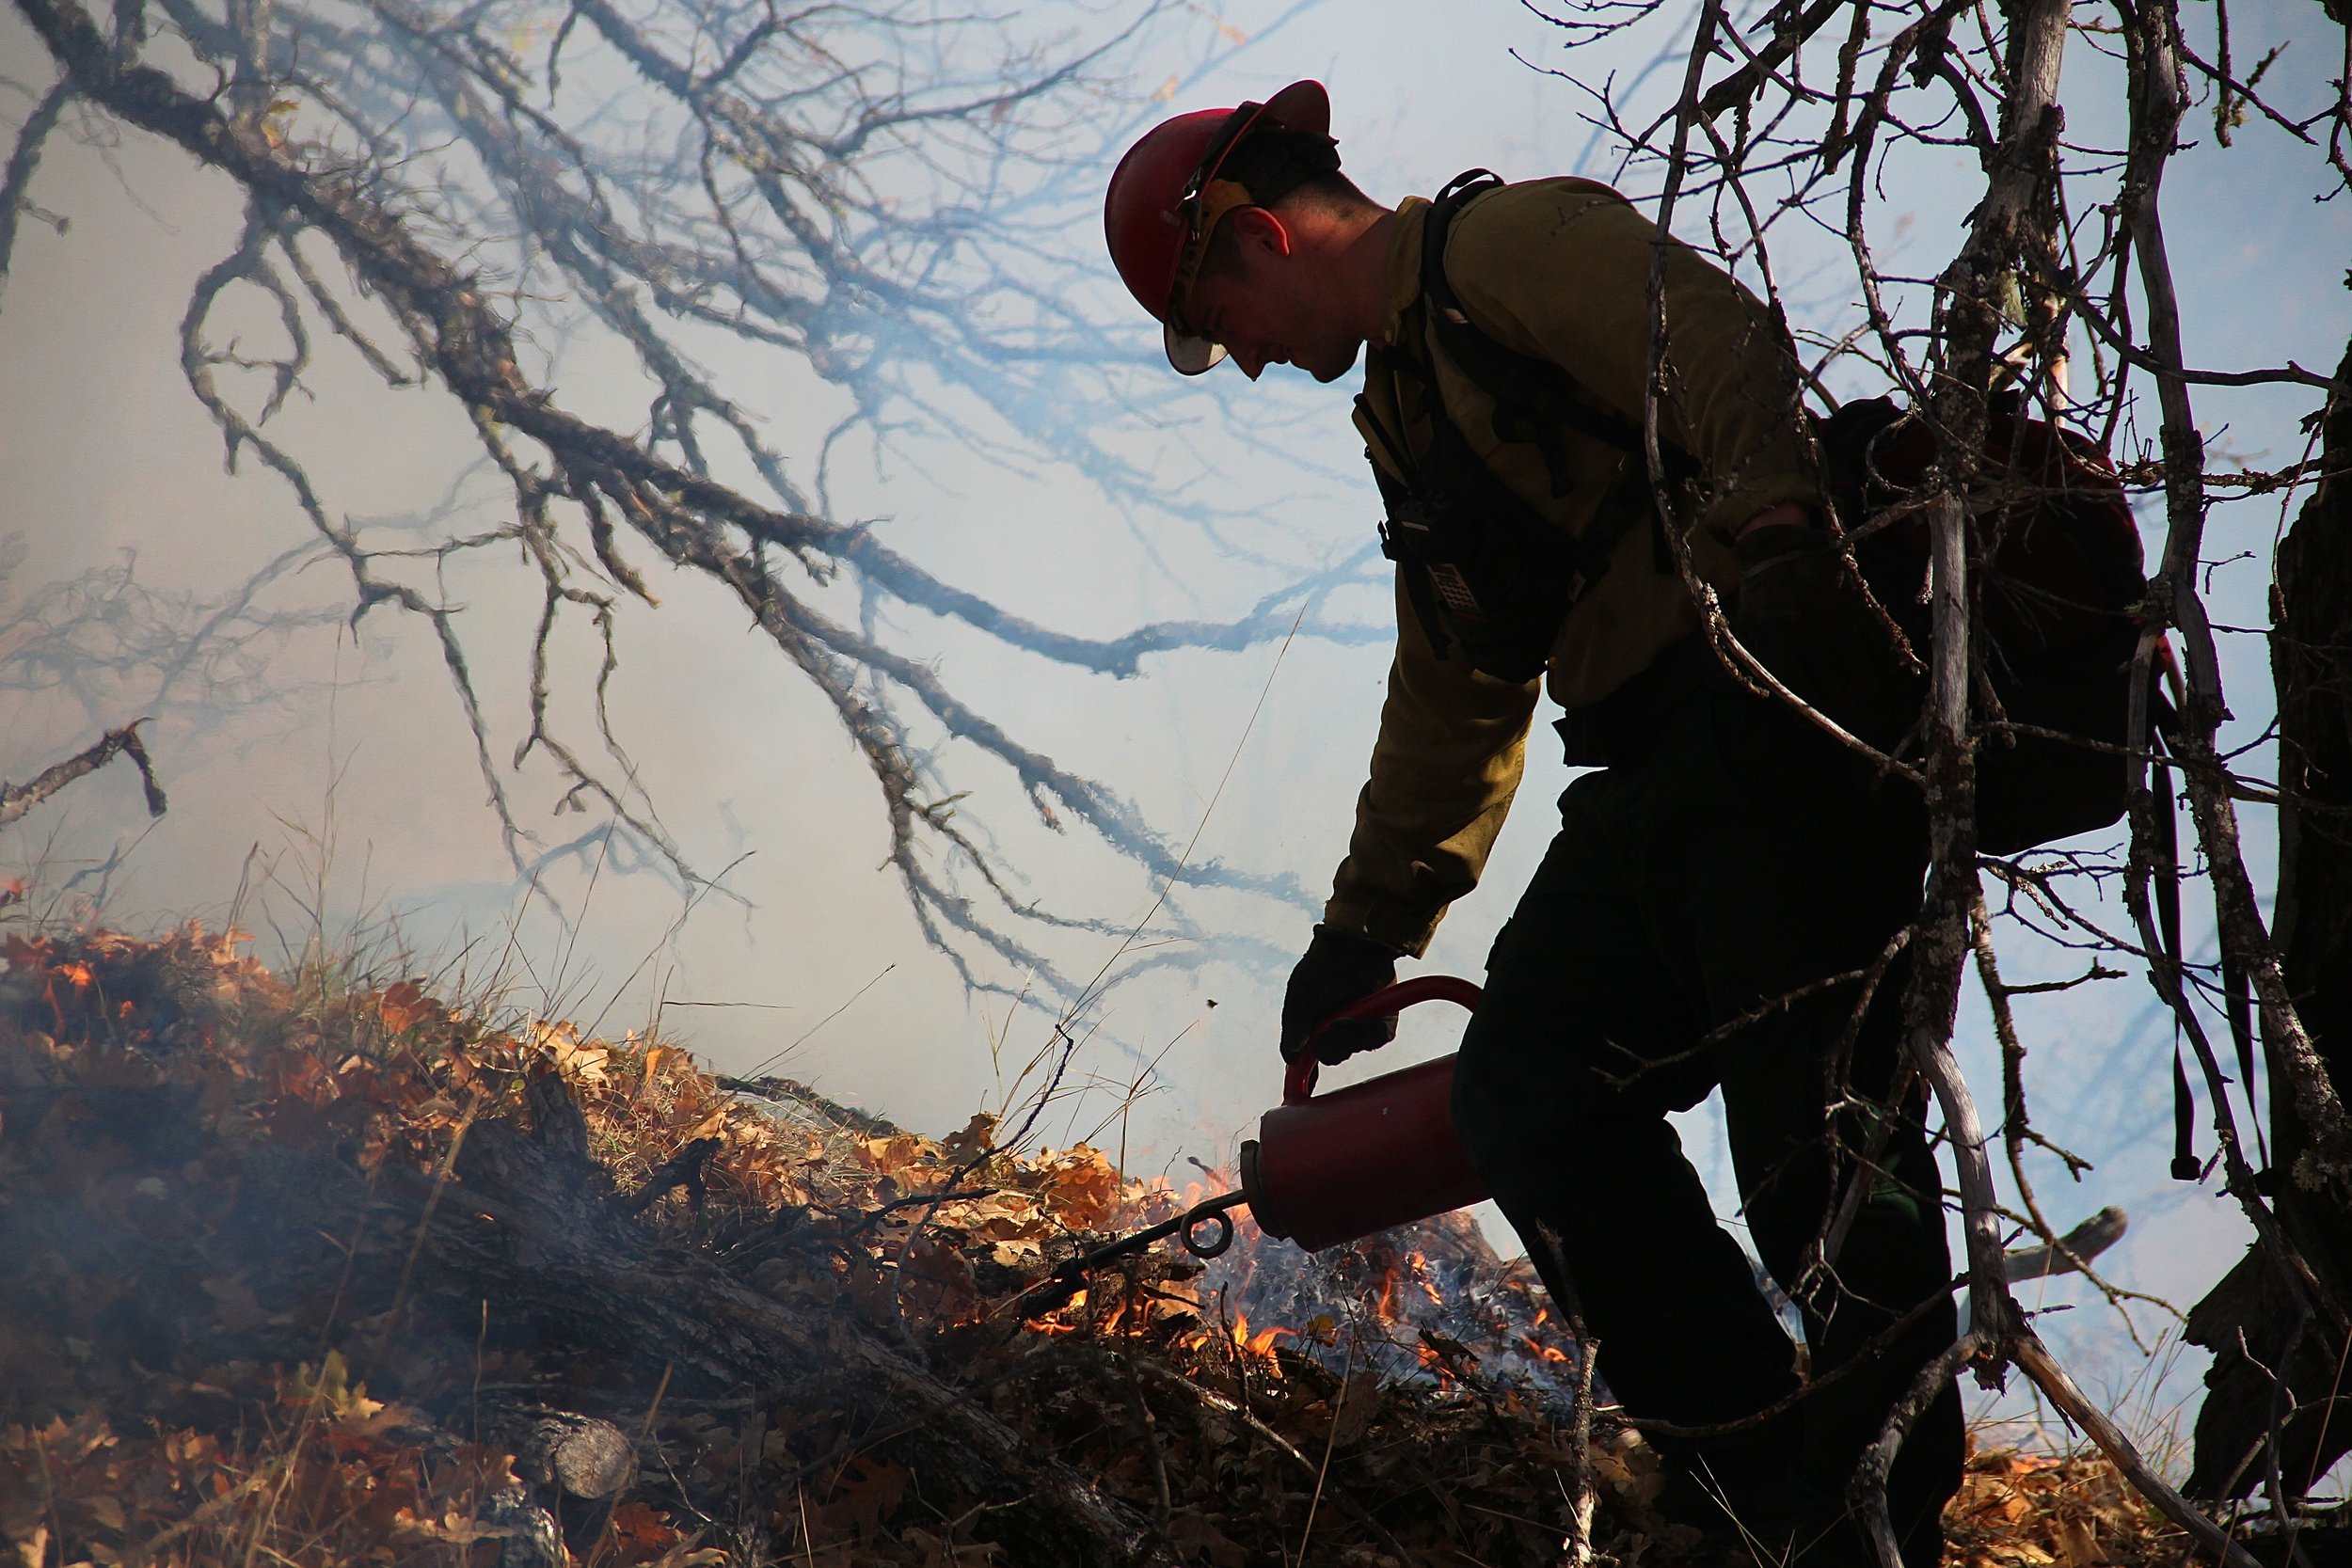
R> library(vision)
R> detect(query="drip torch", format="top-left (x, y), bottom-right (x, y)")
top-left (1014, 974), bottom-right (2136, 1316)
top-left (1020, 975), bottom-right (1486, 1313)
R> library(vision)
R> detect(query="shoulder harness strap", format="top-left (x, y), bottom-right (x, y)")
top-left (1415, 170), bottom-right (1693, 575)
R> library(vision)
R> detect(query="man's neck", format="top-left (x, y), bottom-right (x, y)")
top-left (1328, 204), bottom-right (1401, 348)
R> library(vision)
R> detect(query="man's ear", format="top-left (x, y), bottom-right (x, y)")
top-left (1227, 206), bottom-right (1294, 260)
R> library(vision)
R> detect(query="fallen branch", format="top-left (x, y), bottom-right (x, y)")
top-left (2011, 1334), bottom-right (2262, 1568)
top-left (2000, 1206), bottom-right (2130, 1283)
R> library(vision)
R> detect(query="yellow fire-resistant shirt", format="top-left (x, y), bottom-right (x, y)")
top-left (1324, 177), bottom-right (1824, 956)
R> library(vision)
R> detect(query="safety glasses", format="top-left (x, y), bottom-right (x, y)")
top-left (1164, 100), bottom-right (1273, 374)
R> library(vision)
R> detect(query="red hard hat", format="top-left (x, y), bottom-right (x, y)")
top-left (1104, 79), bottom-right (1333, 374)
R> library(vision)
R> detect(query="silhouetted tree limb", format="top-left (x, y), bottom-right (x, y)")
top-left (2189, 334), bottom-right (2352, 1503)
top-left (1529, 0), bottom-right (2352, 1544)
top-left (4, 0), bottom-right (1362, 992)
top-left (0, 721), bottom-right (166, 831)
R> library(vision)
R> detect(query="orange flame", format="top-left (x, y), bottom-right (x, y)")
top-left (1410, 1252), bottom-right (1445, 1308)
top-left (1227, 1311), bottom-right (1293, 1369)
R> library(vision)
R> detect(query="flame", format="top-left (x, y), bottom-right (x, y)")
top-left (1248, 1325), bottom-right (1292, 1356)
top-left (1021, 1286), bottom-right (1085, 1336)
top-left (1226, 1311), bottom-right (1292, 1369)
top-left (1410, 1252), bottom-right (1445, 1308)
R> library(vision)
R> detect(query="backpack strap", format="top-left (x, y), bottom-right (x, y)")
top-left (1359, 171), bottom-right (1720, 679)
top-left (2149, 657), bottom-right (2210, 1182)
top-left (2151, 644), bottom-right (2270, 1187)
top-left (1421, 173), bottom-right (1651, 457)
top-left (1414, 169), bottom-right (1694, 576)
top-left (2153, 705), bottom-right (2199, 1181)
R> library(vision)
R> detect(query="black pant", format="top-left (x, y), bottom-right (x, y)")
top-left (1451, 618), bottom-right (1962, 1566)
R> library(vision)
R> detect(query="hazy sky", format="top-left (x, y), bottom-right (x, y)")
top-left (4, 0), bottom-right (2347, 1456)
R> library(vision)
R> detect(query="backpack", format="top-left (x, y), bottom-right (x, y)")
top-left (1828, 396), bottom-right (2214, 1171)
top-left (1375, 169), bottom-right (2149, 857)
top-left (1815, 394), bottom-right (2148, 856)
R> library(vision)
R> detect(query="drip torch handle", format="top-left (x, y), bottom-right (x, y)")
top-left (1284, 974), bottom-right (1485, 1104)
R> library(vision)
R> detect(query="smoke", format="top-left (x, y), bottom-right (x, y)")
top-left (3, 0), bottom-right (2348, 1463)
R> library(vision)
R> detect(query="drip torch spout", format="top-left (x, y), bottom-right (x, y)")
top-left (1010, 974), bottom-right (1489, 1312)
top-left (1011, 1188), bottom-right (1249, 1316)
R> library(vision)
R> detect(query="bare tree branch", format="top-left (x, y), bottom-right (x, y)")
top-left (1525, 0), bottom-right (2352, 1543)
top-left (0, 75), bottom-right (72, 305)
top-left (8, 0), bottom-right (1337, 990)
top-left (0, 720), bottom-right (166, 830)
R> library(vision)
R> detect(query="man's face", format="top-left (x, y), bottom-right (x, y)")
top-left (1183, 211), bottom-right (1364, 384)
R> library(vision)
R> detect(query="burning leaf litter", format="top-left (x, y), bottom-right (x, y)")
top-left (0, 925), bottom-right (2190, 1565)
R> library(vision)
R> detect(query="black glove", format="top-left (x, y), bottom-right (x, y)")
top-left (1279, 924), bottom-right (1401, 1066)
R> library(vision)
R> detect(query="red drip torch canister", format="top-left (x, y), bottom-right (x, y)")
top-left (1239, 976), bottom-right (1489, 1253)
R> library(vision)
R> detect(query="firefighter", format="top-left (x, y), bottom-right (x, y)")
top-left (1104, 81), bottom-right (1962, 1568)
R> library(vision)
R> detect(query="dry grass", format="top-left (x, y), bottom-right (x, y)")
top-left (0, 920), bottom-right (2212, 1567)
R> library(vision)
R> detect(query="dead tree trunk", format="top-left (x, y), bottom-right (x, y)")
top-left (2186, 339), bottom-right (2352, 1502)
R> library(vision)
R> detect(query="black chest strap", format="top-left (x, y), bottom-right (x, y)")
top-left (1395, 171), bottom-right (1698, 588)
top-left (1417, 170), bottom-right (1669, 485)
